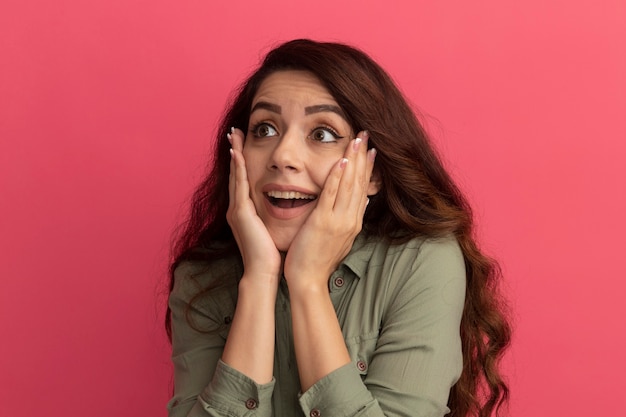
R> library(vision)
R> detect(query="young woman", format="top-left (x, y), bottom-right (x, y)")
top-left (166, 39), bottom-right (510, 417)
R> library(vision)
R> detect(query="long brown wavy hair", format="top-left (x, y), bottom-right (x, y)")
top-left (167, 39), bottom-right (511, 417)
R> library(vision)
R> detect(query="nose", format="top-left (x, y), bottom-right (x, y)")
top-left (268, 128), bottom-right (303, 172)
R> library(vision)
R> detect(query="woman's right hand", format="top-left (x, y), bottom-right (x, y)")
top-left (226, 127), bottom-right (282, 283)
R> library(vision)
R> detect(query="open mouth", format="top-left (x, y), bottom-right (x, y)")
top-left (265, 190), bottom-right (317, 209)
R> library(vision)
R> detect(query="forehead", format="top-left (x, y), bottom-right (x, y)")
top-left (252, 70), bottom-right (337, 107)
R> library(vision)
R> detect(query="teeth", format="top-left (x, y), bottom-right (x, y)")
top-left (267, 190), bottom-right (316, 199)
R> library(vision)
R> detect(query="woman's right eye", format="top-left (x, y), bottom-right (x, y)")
top-left (251, 123), bottom-right (278, 138)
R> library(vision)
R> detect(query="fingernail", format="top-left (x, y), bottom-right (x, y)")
top-left (353, 137), bottom-right (362, 151)
top-left (366, 198), bottom-right (370, 206)
top-left (227, 132), bottom-right (233, 144)
top-left (230, 126), bottom-right (235, 134)
top-left (229, 148), bottom-right (234, 158)
top-left (362, 130), bottom-right (369, 139)
top-left (339, 158), bottom-right (349, 168)
top-left (368, 148), bottom-right (377, 161)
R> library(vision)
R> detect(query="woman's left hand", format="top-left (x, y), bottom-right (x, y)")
top-left (283, 131), bottom-right (376, 291)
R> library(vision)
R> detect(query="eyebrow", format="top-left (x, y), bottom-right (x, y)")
top-left (250, 101), bottom-right (282, 114)
top-left (304, 104), bottom-right (346, 119)
top-left (250, 101), bottom-right (347, 120)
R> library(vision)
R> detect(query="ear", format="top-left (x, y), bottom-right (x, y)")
top-left (367, 171), bottom-right (382, 196)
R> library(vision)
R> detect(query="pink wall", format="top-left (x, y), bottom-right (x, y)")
top-left (1, 1), bottom-right (624, 416)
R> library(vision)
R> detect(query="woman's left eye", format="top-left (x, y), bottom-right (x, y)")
top-left (310, 127), bottom-right (342, 143)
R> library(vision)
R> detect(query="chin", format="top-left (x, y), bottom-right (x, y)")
top-left (270, 230), bottom-right (296, 253)
top-left (273, 239), bottom-right (293, 253)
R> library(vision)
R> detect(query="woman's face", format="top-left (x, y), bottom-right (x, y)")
top-left (243, 70), bottom-right (372, 251)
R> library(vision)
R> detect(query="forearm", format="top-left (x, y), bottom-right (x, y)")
top-left (289, 282), bottom-right (351, 391)
top-left (221, 275), bottom-right (278, 384)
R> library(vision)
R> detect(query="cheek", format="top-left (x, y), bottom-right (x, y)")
top-left (241, 144), bottom-right (252, 161)
top-left (310, 156), bottom-right (340, 187)
top-left (242, 148), bottom-right (262, 178)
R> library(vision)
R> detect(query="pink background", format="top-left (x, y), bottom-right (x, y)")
top-left (1, 1), bottom-right (625, 416)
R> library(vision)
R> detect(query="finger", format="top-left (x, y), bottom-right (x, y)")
top-left (231, 148), bottom-right (251, 207)
top-left (227, 126), bottom-right (241, 186)
top-left (352, 131), bottom-right (371, 202)
top-left (334, 131), bottom-right (369, 212)
top-left (228, 143), bottom-right (236, 210)
top-left (316, 156), bottom-right (348, 213)
top-left (229, 127), bottom-right (246, 153)
top-left (357, 147), bottom-right (377, 220)
top-left (227, 129), bottom-right (250, 210)
top-left (228, 127), bottom-right (246, 207)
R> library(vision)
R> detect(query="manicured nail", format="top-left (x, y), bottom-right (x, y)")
top-left (230, 127), bottom-right (235, 134)
top-left (366, 198), bottom-right (370, 206)
top-left (227, 132), bottom-right (233, 144)
top-left (362, 130), bottom-right (369, 139)
top-left (368, 148), bottom-right (377, 161)
top-left (229, 148), bottom-right (234, 158)
top-left (353, 137), bottom-right (362, 151)
top-left (339, 158), bottom-right (349, 168)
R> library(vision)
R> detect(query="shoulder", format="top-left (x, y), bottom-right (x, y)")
top-left (390, 235), bottom-right (465, 289)
top-left (401, 235), bottom-right (465, 278)
top-left (170, 254), bottom-right (241, 309)
top-left (349, 235), bottom-right (466, 310)
top-left (169, 255), bottom-right (241, 338)
top-left (349, 234), bottom-right (464, 280)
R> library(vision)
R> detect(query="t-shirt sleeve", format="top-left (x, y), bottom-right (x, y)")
top-left (299, 237), bottom-right (466, 417)
top-left (167, 262), bottom-right (275, 417)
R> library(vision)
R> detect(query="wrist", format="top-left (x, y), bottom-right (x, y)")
top-left (239, 272), bottom-right (280, 292)
top-left (285, 277), bottom-right (330, 299)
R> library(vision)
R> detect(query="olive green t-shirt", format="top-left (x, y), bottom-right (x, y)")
top-left (168, 235), bottom-right (465, 417)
